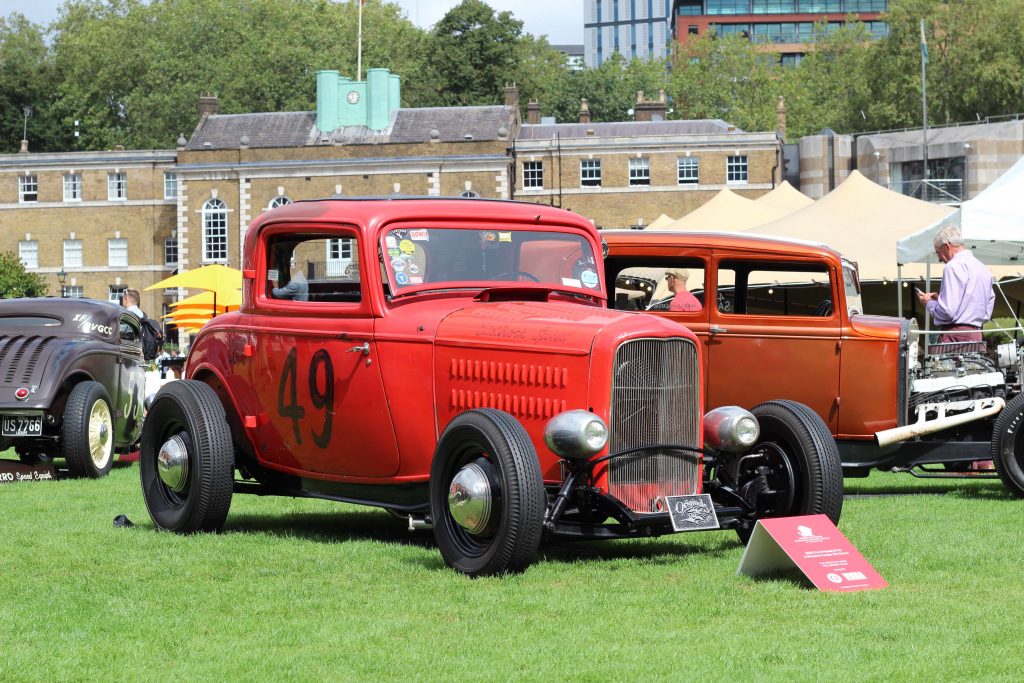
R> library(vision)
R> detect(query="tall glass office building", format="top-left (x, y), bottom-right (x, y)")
top-left (584, 0), bottom-right (674, 68)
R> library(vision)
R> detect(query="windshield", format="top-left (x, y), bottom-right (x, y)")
top-left (842, 261), bottom-right (863, 316)
top-left (381, 227), bottom-right (600, 295)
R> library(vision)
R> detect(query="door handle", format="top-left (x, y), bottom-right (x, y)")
top-left (347, 342), bottom-right (370, 356)
top-left (709, 325), bottom-right (728, 335)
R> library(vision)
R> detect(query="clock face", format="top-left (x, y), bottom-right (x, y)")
top-left (346, 90), bottom-right (360, 104)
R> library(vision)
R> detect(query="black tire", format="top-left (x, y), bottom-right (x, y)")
top-left (735, 400), bottom-right (844, 542)
top-left (991, 393), bottom-right (1024, 497)
top-left (430, 409), bottom-right (546, 577)
top-left (63, 381), bottom-right (115, 478)
top-left (139, 380), bottom-right (234, 532)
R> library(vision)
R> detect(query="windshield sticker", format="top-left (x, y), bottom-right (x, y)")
top-left (580, 269), bottom-right (599, 289)
top-left (408, 263), bottom-right (420, 275)
top-left (395, 272), bottom-right (409, 285)
top-left (483, 231), bottom-right (498, 243)
top-left (409, 276), bottom-right (423, 284)
top-left (390, 258), bottom-right (406, 272)
top-left (385, 235), bottom-right (398, 248)
top-left (72, 313), bottom-right (113, 336)
top-left (561, 278), bottom-right (582, 288)
top-left (268, 269), bottom-right (279, 281)
top-left (499, 232), bottom-right (512, 243)
top-left (399, 239), bottom-right (417, 256)
top-left (388, 248), bottom-right (400, 258)
top-left (409, 229), bottom-right (429, 241)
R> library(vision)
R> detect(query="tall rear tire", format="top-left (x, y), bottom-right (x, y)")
top-left (430, 409), bottom-right (546, 577)
top-left (735, 400), bottom-right (844, 543)
top-left (991, 394), bottom-right (1024, 498)
top-left (140, 380), bottom-right (234, 533)
top-left (63, 381), bottom-right (115, 478)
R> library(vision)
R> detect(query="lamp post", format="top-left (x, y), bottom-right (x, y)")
top-left (22, 106), bottom-right (32, 141)
top-left (57, 268), bottom-right (67, 298)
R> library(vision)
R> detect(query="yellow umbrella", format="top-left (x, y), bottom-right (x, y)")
top-left (146, 264), bottom-right (242, 318)
top-left (169, 290), bottom-right (242, 312)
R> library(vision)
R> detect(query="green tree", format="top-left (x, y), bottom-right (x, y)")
top-left (0, 14), bottom-right (64, 153)
top-left (0, 252), bottom-right (48, 298)
top-left (425, 0), bottom-right (525, 107)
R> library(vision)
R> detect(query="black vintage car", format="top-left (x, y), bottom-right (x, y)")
top-left (0, 298), bottom-right (146, 477)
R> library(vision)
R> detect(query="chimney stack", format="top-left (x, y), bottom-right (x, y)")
top-left (578, 99), bottom-right (591, 124)
top-left (776, 95), bottom-right (787, 142)
top-left (633, 90), bottom-right (667, 122)
top-left (198, 94), bottom-right (220, 119)
top-left (504, 82), bottom-right (519, 109)
top-left (526, 99), bottom-right (541, 125)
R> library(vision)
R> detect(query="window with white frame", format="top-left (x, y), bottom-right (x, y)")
top-left (63, 173), bottom-right (82, 201)
top-left (629, 158), bottom-right (650, 186)
top-left (19, 240), bottom-right (38, 269)
top-left (268, 196), bottom-right (291, 209)
top-left (726, 155), bottom-right (748, 183)
top-left (108, 238), bottom-right (128, 267)
top-left (63, 239), bottom-right (83, 268)
top-left (107, 172), bottom-right (127, 200)
top-left (164, 172), bottom-right (178, 199)
top-left (65, 285), bottom-right (84, 299)
top-left (164, 238), bottom-right (179, 267)
top-left (19, 175), bottom-right (38, 203)
top-left (109, 285), bottom-right (127, 303)
top-left (523, 161), bottom-right (543, 189)
top-left (677, 157), bottom-right (699, 185)
top-left (580, 159), bottom-right (602, 187)
top-left (202, 198), bottom-right (228, 262)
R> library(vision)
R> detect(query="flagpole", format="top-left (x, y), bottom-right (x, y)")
top-left (920, 19), bottom-right (929, 182)
top-left (357, 0), bottom-right (364, 82)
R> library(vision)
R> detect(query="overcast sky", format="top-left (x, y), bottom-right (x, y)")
top-left (2, 0), bottom-right (584, 44)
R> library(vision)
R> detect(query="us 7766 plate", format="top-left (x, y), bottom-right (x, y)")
top-left (1, 414), bottom-right (43, 437)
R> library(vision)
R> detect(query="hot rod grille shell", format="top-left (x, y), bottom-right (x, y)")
top-left (608, 337), bottom-right (700, 511)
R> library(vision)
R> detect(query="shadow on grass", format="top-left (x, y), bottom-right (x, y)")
top-left (215, 508), bottom-right (745, 573)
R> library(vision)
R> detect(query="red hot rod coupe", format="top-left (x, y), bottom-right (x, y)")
top-left (140, 198), bottom-right (842, 575)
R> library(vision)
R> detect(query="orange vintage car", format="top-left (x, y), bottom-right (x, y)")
top-left (603, 230), bottom-right (1024, 494)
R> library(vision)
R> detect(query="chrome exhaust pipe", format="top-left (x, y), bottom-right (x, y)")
top-left (875, 397), bottom-right (1005, 447)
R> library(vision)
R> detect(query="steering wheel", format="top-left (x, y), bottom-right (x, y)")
top-left (492, 271), bottom-right (540, 283)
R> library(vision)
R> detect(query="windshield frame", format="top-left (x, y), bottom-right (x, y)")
top-left (378, 220), bottom-right (606, 303)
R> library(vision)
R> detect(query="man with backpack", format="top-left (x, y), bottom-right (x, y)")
top-left (122, 288), bottom-right (164, 361)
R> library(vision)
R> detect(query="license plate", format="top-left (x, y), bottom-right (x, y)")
top-left (2, 415), bottom-right (43, 437)
top-left (664, 494), bottom-right (720, 532)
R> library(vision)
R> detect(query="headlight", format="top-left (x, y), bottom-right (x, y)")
top-left (545, 410), bottom-right (608, 460)
top-left (702, 406), bottom-right (760, 454)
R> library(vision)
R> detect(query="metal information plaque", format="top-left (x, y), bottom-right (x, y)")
top-left (0, 460), bottom-right (58, 484)
top-left (665, 493), bottom-right (720, 531)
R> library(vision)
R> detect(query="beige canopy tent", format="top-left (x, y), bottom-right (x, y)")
top-left (651, 188), bottom-right (791, 232)
top-left (646, 214), bottom-right (676, 230)
top-left (754, 180), bottom-right (814, 213)
top-left (742, 171), bottom-right (956, 281)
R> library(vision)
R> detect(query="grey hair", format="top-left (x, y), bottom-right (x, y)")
top-left (933, 224), bottom-right (964, 250)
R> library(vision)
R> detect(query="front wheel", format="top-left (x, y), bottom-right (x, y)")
top-left (430, 409), bottom-right (546, 577)
top-left (63, 381), bottom-right (115, 478)
top-left (140, 380), bottom-right (234, 533)
top-left (734, 400), bottom-right (844, 543)
top-left (991, 393), bottom-right (1024, 497)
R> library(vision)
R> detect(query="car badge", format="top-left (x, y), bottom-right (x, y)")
top-left (14, 387), bottom-right (30, 401)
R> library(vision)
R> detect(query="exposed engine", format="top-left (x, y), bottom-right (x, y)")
top-left (909, 341), bottom-right (1022, 413)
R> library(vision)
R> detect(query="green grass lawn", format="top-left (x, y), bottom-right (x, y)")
top-left (1, 457), bottom-right (1021, 681)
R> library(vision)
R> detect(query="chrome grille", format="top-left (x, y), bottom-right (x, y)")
top-left (608, 337), bottom-right (701, 511)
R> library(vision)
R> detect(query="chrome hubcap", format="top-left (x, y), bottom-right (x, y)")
top-left (157, 434), bottom-right (190, 493)
top-left (88, 400), bottom-right (113, 468)
top-left (448, 463), bottom-right (493, 535)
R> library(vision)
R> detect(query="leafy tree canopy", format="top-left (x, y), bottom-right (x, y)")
top-left (0, 252), bottom-right (49, 298)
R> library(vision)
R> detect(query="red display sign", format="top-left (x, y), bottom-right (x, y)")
top-left (737, 515), bottom-right (888, 592)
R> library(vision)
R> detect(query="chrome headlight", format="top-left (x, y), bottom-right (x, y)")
top-left (702, 406), bottom-right (759, 454)
top-left (545, 410), bottom-right (608, 460)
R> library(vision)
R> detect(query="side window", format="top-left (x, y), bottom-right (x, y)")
top-left (266, 234), bottom-right (362, 304)
top-left (717, 261), bottom-right (833, 317)
top-left (610, 262), bottom-right (706, 312)
top-left (119, 316), bottom-right (140, 344)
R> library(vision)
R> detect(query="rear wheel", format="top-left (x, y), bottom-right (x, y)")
top-left (140, 380), bottom-right (234, 532)
top-left (734, 400), bottom-right (844, 543)
top-left (991, 394), bottom-right (1024, 497)
top-left (430, 409), bottom-right (546, 577)
top-left (63, 381), bottom-right (115, 478)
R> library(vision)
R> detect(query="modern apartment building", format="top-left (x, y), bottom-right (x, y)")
top-left (671, 0), bottom-right (887, 65)
top-left (584, 0), bottom-right (674, 67)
